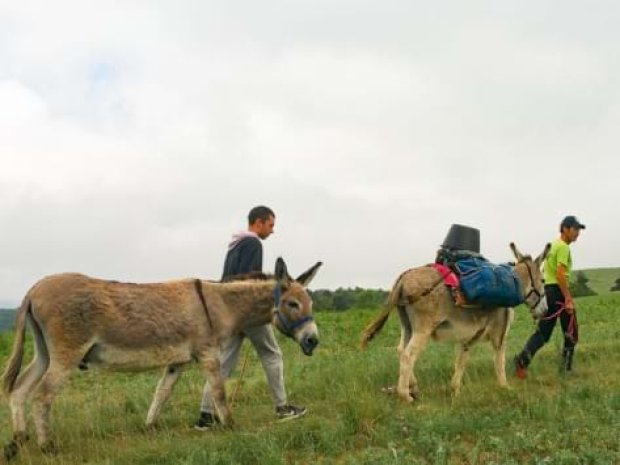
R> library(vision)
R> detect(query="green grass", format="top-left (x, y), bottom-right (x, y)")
top-left (1, 294), bottom-right (619, 464)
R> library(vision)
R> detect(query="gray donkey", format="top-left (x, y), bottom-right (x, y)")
top-left (361, 243), bottom-right (549, 402)
top-left (2, 258), bottom-right (321, 460)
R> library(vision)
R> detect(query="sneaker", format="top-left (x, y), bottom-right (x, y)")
top-left (514, 356), bottom-right (527, 380)
top-left (276, 404), bottom-right (307, 421)
top-left (193, 411), bottom-right (220, 431)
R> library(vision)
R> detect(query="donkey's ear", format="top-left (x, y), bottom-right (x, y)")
top-left (275, 257), bottom-right (292, 285)
top-left (509, 242), bottom-right (524, 261)
top-left (296, 262), bottom-right (323, 287)
top-left (535, 243), bottom-right (552, 265)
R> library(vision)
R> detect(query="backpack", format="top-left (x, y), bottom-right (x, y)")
top-left (454, 256), bottom-right (523, 308)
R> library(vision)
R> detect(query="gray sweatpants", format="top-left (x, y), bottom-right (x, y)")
top-left (200, 324), bottom-right (287, 413)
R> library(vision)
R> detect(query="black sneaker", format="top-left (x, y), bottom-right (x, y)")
top-left (560, 349), bottom-right (574, 375)
top-left (276, 404), bottom-right (307, 421)
top-left (193, 412), bottom-right (220, 431)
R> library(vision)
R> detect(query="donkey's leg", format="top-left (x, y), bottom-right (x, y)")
top-left (397, 324), bottom-right (431, 403)
top-left (396, 305), bottom-right (412, 359)
top-left (7, 313), bottom-right (51, 449)
top-left (200, 349), bottom-right (231, 426)
top-left (9, 358), bottom-right (48, 437)
top-left (492, 309), bottom-right (512, 388)
top-left (492, 338), bottom-right (509, 388)
top-left (4, 356), bottom-right (49, 461)
top-left (4, 309), bottom-right (52, 461)
top-left (145, 364), bottom-right (183, 427)
top-left (31, 362), bottom-right (73, 453)
top-left (451, 345), bottom-right (470, 396)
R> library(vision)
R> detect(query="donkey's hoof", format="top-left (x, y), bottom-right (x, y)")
top-left (12, 432), bottom-right (29, 445)
top-left (40, 440), bottom-right (59, 455)
top-left (409, 385), bottom-right (421, 400)
top-left (3, 441), bottom-right (20, 462)
top-left (219, 420), bottom-right (235, 430)
top-left (143, 422), bottom-right (158, 432)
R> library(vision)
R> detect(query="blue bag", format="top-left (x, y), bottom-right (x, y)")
top-left (455, 257), bottom-right (523, 307)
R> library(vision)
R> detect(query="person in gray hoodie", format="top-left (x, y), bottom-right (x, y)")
top-left (194, 206), bottom-right (307, 430)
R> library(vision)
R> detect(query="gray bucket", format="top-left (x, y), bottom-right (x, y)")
top-left (441, 224), bottom-right (480, 253)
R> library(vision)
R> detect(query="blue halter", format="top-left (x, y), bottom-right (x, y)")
top-left (272, 284), bottom-right (314, 336)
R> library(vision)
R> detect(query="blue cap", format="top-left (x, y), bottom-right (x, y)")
top-left (561, 215), bottom-right (586, 230)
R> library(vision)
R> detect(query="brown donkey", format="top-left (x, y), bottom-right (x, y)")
top-left (361, 243), bottom-right (549, 402)
top-left (2, 258), bottom-right (321, 460)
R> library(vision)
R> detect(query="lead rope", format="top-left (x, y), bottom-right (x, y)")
top-left (194, 279), bottom-right (214, 330)
top-left (541, 301), bottom-right (578, 343)
top-left (229, 345), bottom-right (251, 410)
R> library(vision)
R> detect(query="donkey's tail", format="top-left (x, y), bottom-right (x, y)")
top-left (360, 272), bottom-right (406, 349)
top-left (2, 297), bottom-right (31, 394)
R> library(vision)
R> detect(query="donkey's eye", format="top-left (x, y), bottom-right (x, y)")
top-left (286, 301), bottom-right (300, 310)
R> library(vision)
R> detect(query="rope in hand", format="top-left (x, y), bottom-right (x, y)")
top-left (541, 301), bottom-right (578, 343)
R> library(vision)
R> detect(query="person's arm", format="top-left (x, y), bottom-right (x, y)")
top-left (556, 264), bottom-right (574, 313)
top-left (236, 238), bottom-right (263, 274)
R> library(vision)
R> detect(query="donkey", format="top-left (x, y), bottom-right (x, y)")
top-left (2, 258), bottom-right (321, 460)
top-left (361, 243), bottom-right (549, 402)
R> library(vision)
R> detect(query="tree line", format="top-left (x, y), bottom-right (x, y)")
top-left (570, 271), bottom-right (597, 297)
top-left (0, 309), bottom-right (17, 332)
top-left (309, 288), bottom-right (389, 312)
top-left (0, 271), bottom-right (617, 331)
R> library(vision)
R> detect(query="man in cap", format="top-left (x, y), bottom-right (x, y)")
top-left (514, 215), bottom-right (586, 378)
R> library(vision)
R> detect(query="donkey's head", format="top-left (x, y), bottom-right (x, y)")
top-left (510, 242), bottom-right (551, 318)
top-left (272, 258), bottom-right (323, 356)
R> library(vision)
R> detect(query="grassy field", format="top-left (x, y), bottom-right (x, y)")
top-left (578, 268), bottom-right (620, 295)
top-left (0, 294), bottom-right (619, 465)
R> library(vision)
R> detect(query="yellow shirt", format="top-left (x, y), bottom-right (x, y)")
top-left (544, 239), bottom-right (572, 284)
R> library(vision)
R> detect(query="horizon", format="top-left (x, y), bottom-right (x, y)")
top-left (1, 265), bottom-right (618, 309)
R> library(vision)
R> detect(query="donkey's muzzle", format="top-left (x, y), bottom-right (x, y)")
top-left (301, 335), bottom-right (319, 356)
top-left (533, 295), bottom-right (548, 319)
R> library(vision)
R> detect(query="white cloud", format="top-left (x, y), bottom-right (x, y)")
top-left (0, 0), bottom-right (618, 304)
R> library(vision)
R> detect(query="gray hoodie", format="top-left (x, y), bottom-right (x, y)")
top-left (221, 231), bottom-right (263, 279)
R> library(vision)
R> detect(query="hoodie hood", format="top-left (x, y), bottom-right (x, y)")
top-left (228, 230), bottom-right (260, 250)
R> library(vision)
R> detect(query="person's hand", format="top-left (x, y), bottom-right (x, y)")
top-left (564, 297), bottom-right (575, 314)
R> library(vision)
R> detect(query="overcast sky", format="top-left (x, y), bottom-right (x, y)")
top-left (1, 1), bottom-right (618, 306)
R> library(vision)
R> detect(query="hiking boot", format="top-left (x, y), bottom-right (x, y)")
top-left (276, 404), bottom-right (307, 421)
top-left (560, 348), bottom-right (574, 375)
top-left (193, 411), bottom-right (220, 431)
top-left (514, 356), bottom-right (527, 380)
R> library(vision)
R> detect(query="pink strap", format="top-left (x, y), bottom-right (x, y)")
top-left (431, 263), bottom-right (459, 288)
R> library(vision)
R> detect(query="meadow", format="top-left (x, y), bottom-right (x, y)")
top-left (577, 268), bottom-right (620, 295)
top-left (0, 293), bottom-right (619, 465)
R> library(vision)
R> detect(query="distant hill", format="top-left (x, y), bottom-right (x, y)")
top-left (577, 268), bottom-right (620, 295)
top-left (0, 308), bottom-right (17, 332)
